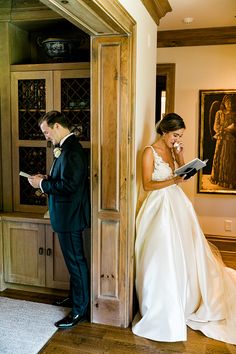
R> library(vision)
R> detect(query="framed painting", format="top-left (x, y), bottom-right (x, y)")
top-left (198, 89), bottom-right (236, 194)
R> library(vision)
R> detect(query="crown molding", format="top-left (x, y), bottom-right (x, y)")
top-left (140, 0), bottom-right (171, 25)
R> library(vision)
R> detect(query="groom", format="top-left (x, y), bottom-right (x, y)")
top-left (28, 110), bottom-right (90, 329)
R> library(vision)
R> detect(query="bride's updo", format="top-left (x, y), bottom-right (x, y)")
top-left (156, 113), bottom-right (186, 135)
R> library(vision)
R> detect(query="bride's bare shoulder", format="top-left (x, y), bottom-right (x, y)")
top-left (142, 145), bottom-right (152, 155)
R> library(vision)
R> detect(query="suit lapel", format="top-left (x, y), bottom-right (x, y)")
top-left (49, 135), bottom-right (76, 176)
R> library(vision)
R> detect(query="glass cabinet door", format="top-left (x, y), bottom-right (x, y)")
top-left (54, 69), bottom-right (91, 184)
top-left (54, 69), bottom-right (90, 148)
top-left (11, 66), bottom-right (90, 213)
top-left (11, 71), bottom-right (53, 212)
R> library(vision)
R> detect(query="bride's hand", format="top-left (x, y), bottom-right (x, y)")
top-left (173, 143), bottom-right (184, 165)
top-left (173, 142), bottom-right (184, 154)
top-left (173, 142), bottom-right (184, 164)
top-left (174, 175), bottom-right (188, 185)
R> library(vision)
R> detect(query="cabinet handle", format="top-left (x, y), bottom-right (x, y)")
top-left (39, 247), bottom-right (44, 255)
top-left (46, 248), bottom-right (52, 256)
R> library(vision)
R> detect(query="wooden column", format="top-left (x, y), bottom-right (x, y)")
top-left (91, 35), bottom-right (131, 327)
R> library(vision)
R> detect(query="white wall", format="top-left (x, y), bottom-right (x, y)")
top-left (157, 44), bottom-right (236, 236)
top-left (118, 0), bottom-right (158, 208)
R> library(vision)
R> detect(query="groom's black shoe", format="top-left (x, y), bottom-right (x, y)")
top-left (54, 312), bottom-right (87, 329)
top-left (53, 297), bottom-right (72, 307)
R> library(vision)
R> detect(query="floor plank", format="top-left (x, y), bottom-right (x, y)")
top-left (41, 323), bottom-right (236, 354)
top-left (1, 289), bottom-right (236, 354)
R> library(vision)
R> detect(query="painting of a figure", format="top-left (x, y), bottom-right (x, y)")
top-left (198, 90), bottom-right (236, 194)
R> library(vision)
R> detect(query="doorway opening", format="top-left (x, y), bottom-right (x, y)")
top-left (156, 63), bottom-right (176, 123)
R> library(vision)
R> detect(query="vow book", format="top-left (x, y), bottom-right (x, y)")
top-left (175, 158), bottom-right (208, 180)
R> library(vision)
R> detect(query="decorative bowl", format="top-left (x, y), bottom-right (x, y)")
top-left (38, 36), bottom-right (87, 59)
top-left (40, 38), bottom-right (72, 59)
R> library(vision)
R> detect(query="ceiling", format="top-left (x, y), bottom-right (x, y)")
top-left (158, 0), bottom-right (236, 31)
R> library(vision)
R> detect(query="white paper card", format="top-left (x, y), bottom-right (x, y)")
top-left (19, 171), bottom-right (31, 178)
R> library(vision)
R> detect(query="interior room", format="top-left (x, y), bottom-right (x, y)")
top-left (0, 0), bottom-right (235, 353)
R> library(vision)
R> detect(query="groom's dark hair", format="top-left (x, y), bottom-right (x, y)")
top-left (39, 110), bottom-right (71, 129)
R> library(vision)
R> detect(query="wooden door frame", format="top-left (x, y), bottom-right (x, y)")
top-left (40, 0), bottom-right (137, 326)
top-left (156, 63), bottom-right (175, 114)
top-left (91, 35), bottom-right (134, 327)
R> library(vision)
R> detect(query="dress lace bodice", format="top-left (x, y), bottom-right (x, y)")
top-left (149, 146), bottom-right (174, 181)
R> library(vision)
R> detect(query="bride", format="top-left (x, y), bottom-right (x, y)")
top-left (132, 113), bottom-right (236, 344)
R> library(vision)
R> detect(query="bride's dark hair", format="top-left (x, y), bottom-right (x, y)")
top-left (156, 113), bottom-right (186, 135)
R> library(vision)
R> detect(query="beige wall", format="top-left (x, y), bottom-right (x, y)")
top-left (118, 0), bottom-right (158, 209)
top-left (157, 44), bottom-right (236, 236)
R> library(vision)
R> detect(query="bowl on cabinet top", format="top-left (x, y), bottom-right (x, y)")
top-left (39, 38), bottom-right (72, 59)
top-left (37, 37), bottom-right (86, 60)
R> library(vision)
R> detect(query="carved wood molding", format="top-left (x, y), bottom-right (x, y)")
top-left (85, 0), bottom-right (136, 34)
top-left (40, 0), bottom-right (135, 35)
top-left (157, 26), bottom-right (236, 47)
top-left (0, 0), bottom-right (136, 35)
top-left (140, 0), bottom-right (171, 25)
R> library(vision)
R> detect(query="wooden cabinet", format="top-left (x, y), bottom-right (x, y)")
top-left (8, 62), bottom-right (91, 292)
top-left (3, 219), bottom-right (69, 289)
top-left (11, 63), bottom-right (90, 213)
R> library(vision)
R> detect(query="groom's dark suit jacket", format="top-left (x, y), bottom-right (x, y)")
top-left (42, 134), bottom-right (90, 233)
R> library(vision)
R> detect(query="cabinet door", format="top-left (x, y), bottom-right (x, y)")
top-left (45, 225), bottom-right (70, 290)
top-left (11, 71), bottom-right (54, 213)
top-left (11, 66), bottom-right (90, 213)
top-left (3, 221), bottom-right (45, 286)
top-left (53, 68), bottom-right (90, 148)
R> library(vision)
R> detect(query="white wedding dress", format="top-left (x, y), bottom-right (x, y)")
top-left (132, 146), bottom-right (236, 344)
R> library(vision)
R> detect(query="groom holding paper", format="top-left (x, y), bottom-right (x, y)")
top-left (28, 110), bottom-right (90, 329)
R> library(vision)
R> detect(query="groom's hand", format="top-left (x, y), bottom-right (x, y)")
top-left (28, 174), bottom-right (47, 188)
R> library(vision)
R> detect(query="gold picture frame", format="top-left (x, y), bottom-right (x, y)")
top-left (198, 89), bottom-right (236, 194)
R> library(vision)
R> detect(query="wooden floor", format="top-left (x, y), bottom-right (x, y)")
top-left (1, 289), bottom-right (236, 354)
